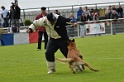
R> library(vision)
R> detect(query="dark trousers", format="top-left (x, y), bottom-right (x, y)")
top-left (112, 22), bottom-right (117, 35)
top-left (45, 38), bottom-right (68, 62)
top-left (86, 15), bottom-right (91, 21)
top-left (3, 18), bottom-right (9, 27)
top-left (37, 31), bottom-right (48, 49)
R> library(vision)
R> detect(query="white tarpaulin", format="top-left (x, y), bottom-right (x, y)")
top-left (14, 33), bottom-right (29, 45)
top-left (85, 23), bottom-right (105, 35)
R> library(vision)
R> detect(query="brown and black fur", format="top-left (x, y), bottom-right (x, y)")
top-left (56, 39), bottom-right (99, 74)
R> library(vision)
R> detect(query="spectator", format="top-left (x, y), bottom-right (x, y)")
top-left (35, 7), bottom-right (48, 50)
top-left (83, 6), bottom-right (91, 21)
top-left (105, 6), bottom-right (113, 19)
top-left (68, 13), bottom-right (77, 37)
top-left (0, 14), bottom-right (2, 27)
top-left (9, 6), bottom-right (15, 27)
top-left (81, 13), bottom-right (87, 22)
top-left (1, 6), bottom-right (9, 27)
top-left (54, 10), bottom-right (60, 15)
top-left (123, 11), bottom-right (124, 18)
top-left (112, 5), bottom-right (117, 11)
top-left (93, 12), bottom-right (99, 21)
top-left (110, 10), bottom-right (118, 19)
top-left (14, 3), bottom-right (21, 32)
top-left (69, 13), bottom-right (77, 23)
top-left (77, 7), bottom-right (83, 21)
top-left (117, 5), bottom-right (123, 18)
top-left (9, 6), bottom-right (17, 32)
top-left (110, 10), bottom-right (119, 35)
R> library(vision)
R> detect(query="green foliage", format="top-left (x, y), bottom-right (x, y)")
top-left (0, 34), bottom-right (124, 82)
top-left (24, 19), bottom-right (32, 26)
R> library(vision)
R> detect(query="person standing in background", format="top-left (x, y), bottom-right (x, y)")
top-left (69, 13), bottom-right (77, 22)
top-left (77, 7), bottom-right (83, 21)
top-left (83, 6), bottom-right (91, 21)
top-left (1, 6), bottom-right (9, 27)
top-left (81, 13), bottom-right (87, 22)
top-left (110, 10), bottom-right (119, 35)
top-left (105, 6), bottom-right (113, 19)
top-left (0, 14), bottom-right (2, 27)
top-left (68, 13), bottom-right (77, 37)
top-left (117, 5), bottom-right (123, 18)
top-left (36, 7), bottom-right (48, 50)
top-left (9, 5), bottom-right (16, 32)
top-left (14, 3), bottom-right (21, 32)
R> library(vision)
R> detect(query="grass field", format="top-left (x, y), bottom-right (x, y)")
top-left (0, 34), bottom-right (124, 82)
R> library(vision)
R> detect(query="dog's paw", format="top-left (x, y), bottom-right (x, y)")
top-left (73, 71), bottom-right (76, 74)
top-left (94, 69), bottom-right (99, 72)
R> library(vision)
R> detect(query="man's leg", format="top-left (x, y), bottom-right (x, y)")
top-left (58, 39), bottom-right (68, 58)
top-left (4, 18), bottom-right (9, 27)
top-left (15, 19), bottom-right (20, 32)
top-left (43, 32), bottom-right (48, 49)
top-left (112, 23), bottom-right (116, 35)
top-left (45, 39), bottom-right (58, 74)
top-left (37, 31), bottom-right (43, 50)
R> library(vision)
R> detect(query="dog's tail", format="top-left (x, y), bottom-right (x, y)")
top-left (56, 58), bottom-right (73, 63)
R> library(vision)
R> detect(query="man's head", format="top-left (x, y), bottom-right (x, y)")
top-left (47, 13), bottom-right (56, 25)
top-left (41, 7), bottom-right (46, 14)
top-left (1, 6), bottom-right (5, 10)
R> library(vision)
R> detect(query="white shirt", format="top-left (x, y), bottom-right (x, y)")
top-left (1, 9), bottom-right (9, 18)
top-left (84, 9), bottom-right (91, 16)
top-left (29, 13), bottom-right (61, 39)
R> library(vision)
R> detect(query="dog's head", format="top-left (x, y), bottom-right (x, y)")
top-left (67, 39), bottom-right (76, 49)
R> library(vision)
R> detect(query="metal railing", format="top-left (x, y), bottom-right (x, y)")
top-left (1, 18), bottom-right (124, 38)
top-left (66, 18), bottom-right (124, 38)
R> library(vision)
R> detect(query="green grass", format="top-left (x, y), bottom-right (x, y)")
top-left (0, 34), bottom-right (124, 82)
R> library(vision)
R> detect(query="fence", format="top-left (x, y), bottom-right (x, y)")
top-left (66, 18), bottom-right (124, 38)
top-left (0, 18), bottom-right (124, 46)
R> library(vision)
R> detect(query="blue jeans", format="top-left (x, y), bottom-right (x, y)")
top-left (3, 18), bottom-right (9, 27)
top-left (0, 23), bottom-right (1, 27)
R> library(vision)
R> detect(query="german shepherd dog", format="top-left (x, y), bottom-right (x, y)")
top-left (56, 39), bottom-right (99, 74)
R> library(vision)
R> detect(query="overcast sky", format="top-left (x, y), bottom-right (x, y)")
top-left (0, 0), bottom-right (123, 10)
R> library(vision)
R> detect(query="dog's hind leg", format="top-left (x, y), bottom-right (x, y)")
top-left (78, 55), bottom-right (85, 70)
top-left (83, 61), bottom-right (99, 72)
top-left (68, 62), bottom-right (75, 74)
top-left (76, 58), bottom-right (99, 72)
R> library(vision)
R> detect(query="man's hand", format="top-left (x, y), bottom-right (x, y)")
top-left (73, 23), bottom-right (78, 27)
top-left (26, 29), bottom-right (31, 33)
top-left (26, 28), bottom-right (33, 33)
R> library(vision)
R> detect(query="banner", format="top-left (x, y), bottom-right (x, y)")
top-left (29, 32), bottom-right (38, 43)
top-left (14, 33), bottom-right (29, 44)
top-left (1, 34), bottom-right (14, 45)
top-left (85, 23), bottom-right (105, 35)
top-left (0, 32), bottom-right (38, 46)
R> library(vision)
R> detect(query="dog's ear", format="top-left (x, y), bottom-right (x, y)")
top-left (72, 39), bottom-right (75, 42)
top-left (67, 39), bottom-right (71, 45)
